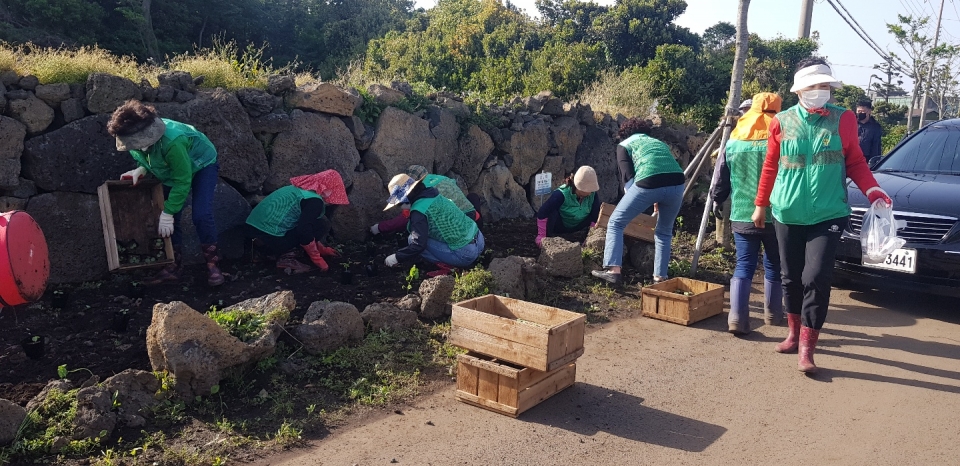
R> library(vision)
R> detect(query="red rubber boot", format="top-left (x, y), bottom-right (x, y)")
top-left (426, 262), bottom-right (454, 277)
top-left (798, 326), bottom-right (821, 373)
top-left (301, 242), bottom-right (329, 272)
top-left (775, 313), bottom-right (801, 353)
top-left (313, 241), bottom-right (340, 258)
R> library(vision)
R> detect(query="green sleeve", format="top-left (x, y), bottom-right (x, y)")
top-left (162, 137), bottom-right (194, 215)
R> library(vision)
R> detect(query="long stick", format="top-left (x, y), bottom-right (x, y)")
top-left (683, 126), bottom-right (723, 179)
top-left (691, 0), bottom-right (750, 277)
top-left (681, 134), bottom-right (721, 202)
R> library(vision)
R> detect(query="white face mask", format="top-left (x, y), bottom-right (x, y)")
top-left (799, 89), bottom-right (830, 109)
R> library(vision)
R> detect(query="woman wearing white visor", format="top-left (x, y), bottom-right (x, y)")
top-left (751, 58), bottom-right (891, 373)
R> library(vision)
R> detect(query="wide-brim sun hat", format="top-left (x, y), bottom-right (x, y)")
top-left (790, 64), bottom-right (842, 92)
top-left (115, 118), bottom-right (166, 152)
top-left (573, 166), bottom-right (600, 193)
top-left (384, 173), bottom-right (422, 211)
top-left (290, 169), bottom-right (350, 205)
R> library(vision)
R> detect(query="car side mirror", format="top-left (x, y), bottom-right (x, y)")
top-left (868, 156), bottom-right (881, 169)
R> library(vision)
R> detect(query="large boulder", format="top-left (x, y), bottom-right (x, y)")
top-left (265, 110), bottom-right (360, 193)
top-left (153, 89), bottom-right (266, 193)
top-left (5, 93), bottom-right (54, 134)
top-left (267, 74), bottom-right (296, 95)
top-left (177, 179), bottom-right (252, 265)
top-left (418, 275), bottom-right (455, 320)
top-left (340, 115), bottom-right (374, 151)
top-left (455, 124), bottom-right (494, 187)
top-left (629, 240), bottom-right (656, 273)
top-left (157, 71), bottom-right (197, 92)
top-left (85, 73), bottom-right (142, 114)
top-left (72, 385), bottom-right (117, 440)
top-left (250, 113), bottom-right (293, 134)
top-left (286, 82), bottom-right (361, 116)
top-left (26, 192), bottom-right (105, 284)
top-left (396, 294), bottom-right (422, 313)
top-left (469, 162), bottom-right (534, 222)
top-left (0, 399), bottom-right (26, 446)
top-left (551, 116), bottom-right (585, 174)
top-left (538, 237), bottom-right (582, 278)
top-left (368, 84), bottom-right (406, 106)
top-left (147, 299), bottom-right (288, 398)
top-left (0, 116), bottom-right (26, 188)
top-left (0, 177), bottom-right (37, 198)
top-left (101, 369), bottom-right (161, 428)
top-left (429, 106), bottom-right (459, 175)
top-left (236, 87), bottom-right (277, 117)
top-left (502, 119), bottom-right (550, 183)
top-left (60, 98), bottom-right (86, 123)
top-left (329, 170), bottom-right (391, 242)
top-left (489, 256), bottom-right (525, 299)
top-left (34, 83), bottom-right (71, 104)
top-left (584, 225), bottom-right (606, 251)
top-left (362, 106), bottom-right (436, 184)
top-left (574, 125), bottom-right (618, 204)
top-left (292, 301), bottom-right (365, 354)
top-left (361, 303), bottom-right (419, 332)
top-left (527, 155), bottom-right (564, 213)
top-left (21, 114), bottom-right (136, 193)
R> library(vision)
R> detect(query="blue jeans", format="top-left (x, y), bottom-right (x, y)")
top-left (733, 230), bottom-right (781, 282)
top-left (603, 183), bottom-right (684, 277)
top-left (418, 231), bottom-right (485, 268)
top-left (164, 163), bottom-right (219, 246)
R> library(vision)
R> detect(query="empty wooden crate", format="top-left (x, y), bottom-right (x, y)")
top-left (456, 352), bottom-right (576, 417)
top-left (595, 202), bottom-right (656, 243)
top-left (449, 294), bottom-right (585, 372)
top-left (97, 180), bottom-right (175, 271)
top-left (641, 277), bottom-right (724, 326)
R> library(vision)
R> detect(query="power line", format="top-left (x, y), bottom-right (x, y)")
top-left (824, 0), bottom-right (912, 76)
top-left (899, 0), bottom-right (923, 17)
top-left (832, 0), bottom-right (888, 55)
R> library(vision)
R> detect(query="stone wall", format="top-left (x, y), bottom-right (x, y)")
top-left (0, 70), bottom-right (707, 284)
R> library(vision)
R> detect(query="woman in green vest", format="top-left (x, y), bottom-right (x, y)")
top-left (245, 170), bottom-right (349, 273)
top-left (534, 166), bottom-right (601, 246)
top-left (107, 100), bottom-right (223, 286)
top-left (752, 58), bottom-right (892, 373)
top-left (711, 92), bottom-right (783, 335)
top-left (592, 119), bottom-right (685, 286)
top-left (382, 174), bottom-right (484, 278)
top-left (370, 165), bottom-right (483, 236)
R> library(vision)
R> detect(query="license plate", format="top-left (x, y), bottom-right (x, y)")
top-left (863, 248), bottom-right (917, 274)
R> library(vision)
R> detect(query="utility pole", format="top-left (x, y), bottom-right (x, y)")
top-left (799, 0), bottom-right (814, 38)
top-left (919, 0), bottom-right (946, 128)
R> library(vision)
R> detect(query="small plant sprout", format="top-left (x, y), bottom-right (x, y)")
top-left (57, 364), bottom-right (94, 380)
top-left (341, 262), bottom-right (351, 271)
top-left (31, 335), bottom-right (41, 343)
top-left (405, 265), bottom-right (420, 291)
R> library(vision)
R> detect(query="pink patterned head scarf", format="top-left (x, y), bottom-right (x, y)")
top-left (290, 170), bottom-right (350, 205)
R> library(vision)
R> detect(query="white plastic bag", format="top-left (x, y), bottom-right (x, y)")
top-left (860, 200), bottom-right (906, 263)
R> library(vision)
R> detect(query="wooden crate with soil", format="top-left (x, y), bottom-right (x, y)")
top-left (455, 352), bottom-right (576, 417)
top-left (641, 277), bottom-right (724, 325)
top-left (449, 294), bottom-right (585, 372)
top-left (97, 180), bottom-right (175, 271)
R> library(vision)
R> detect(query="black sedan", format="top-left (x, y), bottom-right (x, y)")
top-left (834, 118), bottom-right (960, 298)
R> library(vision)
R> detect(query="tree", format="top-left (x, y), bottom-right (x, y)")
top-left (928, 45), bottom-right (960, 120)
top-left (591, 0), bottom-right (698, 68)
top-left (702, 21), bottom-right (736, 53)
top-left (887, 14), bottom-right (937, 130)
top-left (832, 84), bottom-right (867, 110)
top-left (871, 59), bottom-right (905, 102)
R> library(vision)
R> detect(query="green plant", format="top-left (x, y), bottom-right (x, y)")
top-left (355, 89), bottom-right (385, 125)
top-left (207, 307), bottom-right (288, 343)
top-left (57, 364), bottom-right (94, 380)
top-left (167, 37), bottom-right (291, 90)
top-left (273, 421), bottom-right (302, 447)
top-left (404, 265), bottom-right (420, 291)
top-left (451, 267), bottom-right (495, 302)
top-left (668, 259), bottom-right (692, 278)
top-left (30, 335), bottom-right (40, 343)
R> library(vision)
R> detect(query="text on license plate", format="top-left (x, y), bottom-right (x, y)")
top-left (863, 248), bottom-right (917, 274)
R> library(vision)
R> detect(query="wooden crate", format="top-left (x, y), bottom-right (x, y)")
top-left (455, 352), bottom-right (576, 418)
top-left (595, 202), bottom-right (656, 243)
top-left (641, 277), bottom-right (724, 326)
top-left (450, 294), bottom-right (585, 372)
top-left (97, 180), bottom-right (175, 271)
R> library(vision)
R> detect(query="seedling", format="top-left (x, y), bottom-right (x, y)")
top-left (57, 364), bottom-right (94, 380)
top-left (31, 335), bottom-right (40, 343)
top-left (404, 265), bottom-right (420, 291)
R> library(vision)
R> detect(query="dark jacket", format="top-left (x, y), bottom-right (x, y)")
top-left (395, 187), bottom-right (437, 263)
top-left (857, 117), bottom-right (883, 162)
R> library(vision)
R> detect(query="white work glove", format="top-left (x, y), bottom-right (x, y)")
top-left (158, 212), bottom-right (175, 238)
top-left (384, 254), bottom-right (398, 268)
top-left (120, 167), bottom-right (147, 186)
top-left (370, 223), bottom-right (380, 235)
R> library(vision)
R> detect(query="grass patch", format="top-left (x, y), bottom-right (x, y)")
top-left (168, 38), bottom-right (287, 91)
top-left (576, 66), bottom-right (655, 119)
top-left (1, 42), bottom-right (142, 84)
top-left (1, 388), bottom-right (107, 462)
top-left (206, 306), bottom-right (288, 343)
top-left (451, 266), bottom-right (495, 302)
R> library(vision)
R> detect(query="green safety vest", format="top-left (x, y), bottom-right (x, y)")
top-left (246, 186), bottom-right (323, 237)
top-left (422, 174), bottom-right (474, 214)
top-left (770, 104), bottom-right (850, 225)
top-left (410, 195), bottom-right (478, 250)
top-left (725, 139), bottom-right (772, 223)
top-left (129, 119), bottom-right (217, 214)
top-left (557, 184), bottom-right (595, 228)
top-left (619, 133), bottom-right (682, 182)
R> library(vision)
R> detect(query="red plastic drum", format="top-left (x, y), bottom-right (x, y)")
top-left (0, 211), bottom-right (50, 307)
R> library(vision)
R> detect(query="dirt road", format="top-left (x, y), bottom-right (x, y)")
top-left (260, 285), bottom-right (960, 465)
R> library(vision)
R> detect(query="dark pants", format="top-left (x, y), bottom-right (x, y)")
top-left (774, 216), bottom-right (848, 329)
top-left (545, 208), bottom-right (592, 236)
top-left (733, 229), bottom-right (781, 282)
top-left (247, 216), bottom-right (332, 257)
top-left (165, 163), bottom-right (219, 246)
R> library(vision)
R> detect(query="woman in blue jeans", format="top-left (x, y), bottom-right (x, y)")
top-left (592, 119), bottom-right (685, 286)
top-left (710, 93), bottom-right (783, 334)
top-left (382, 174), bottom-right (485, 278)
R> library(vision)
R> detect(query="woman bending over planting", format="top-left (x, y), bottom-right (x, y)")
top-left (245, 170), bottom-right (349, 273)
top-left (533, 165), bottom-right (601, 247)
top-left (370, 165), bottom-right (483, 236)
top-left (108, 100), bottom-right (223, 286)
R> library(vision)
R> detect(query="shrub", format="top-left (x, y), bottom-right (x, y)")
top-left (451, 266), bottom-right (495, 302)
top-left (576, 67), bottom-right (655, 119)
top-left (0, 44), bottom-right (16, 72)
top-left (168, 38), bottom-right (289, 91)
top-left (11, 43), bottom-right (141, 84)
top-left (207, 306), bottom-right (288, 343)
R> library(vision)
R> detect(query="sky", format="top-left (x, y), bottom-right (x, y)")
top-left (411, 0), bottom-right (960, 93)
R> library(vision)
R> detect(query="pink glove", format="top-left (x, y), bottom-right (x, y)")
top-left (535, 218), bottom-right (547, 247)
top-left (866, 187), bottom-right (892, 208)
